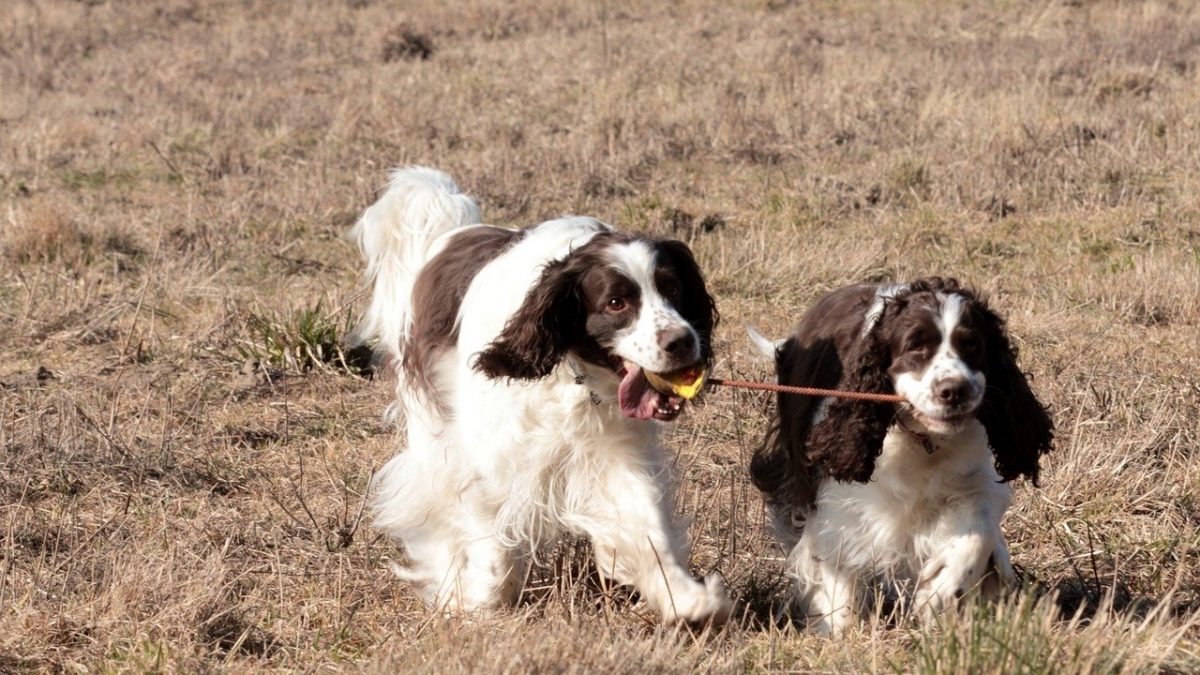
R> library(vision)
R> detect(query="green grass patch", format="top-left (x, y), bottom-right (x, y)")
top-left (237, 302), bottom-right (369, 376)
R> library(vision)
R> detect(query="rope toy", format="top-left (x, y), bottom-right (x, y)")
top-left (705, 377), bottom-right (904, 403)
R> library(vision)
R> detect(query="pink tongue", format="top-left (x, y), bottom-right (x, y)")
top-left (618, 366), bottom-right (666, 420)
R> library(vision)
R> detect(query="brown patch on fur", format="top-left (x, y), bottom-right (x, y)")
top-left (652, 240), bottom-right (719, 364)
top-left (404, 226), bottom-right (523, 400)
top-left (961, 286), bottom-right (1054, 484)
top-left (751, 284), bottom-right (882, 507)
top-left (473, 233), bottom-right (621, 380)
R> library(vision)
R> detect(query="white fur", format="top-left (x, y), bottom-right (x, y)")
top-left (353, 167), bottom-right (730, 624)
top-left (786, 421), bottom-right (1015, 634)
top-left (772, 291), bottom-right (1016, 634)
top-left (745, 325), bottom-right (784, 360)
top-left (349, 166), bottom-right (482, 359)
top-left (862, 283), bottom-right (909, 337)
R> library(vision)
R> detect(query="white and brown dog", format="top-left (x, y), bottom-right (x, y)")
top-left (750, 278), bottom-right (1053, 634)
top-left (351, 167), bottom-right (730, 624)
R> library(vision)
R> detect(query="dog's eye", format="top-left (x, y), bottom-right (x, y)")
top-left (904, 334), bottom-right (934, 354)
top-left (606, 297), bottom-right (627, 312)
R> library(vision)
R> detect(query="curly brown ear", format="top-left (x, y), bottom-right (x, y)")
top-left (972, 300), bottom-right (1054, 484)
top-left (473, 258), bottom-right (583, 380)
top-left (654, 240), bottom-right (719, 365)
top-left (805, 336), bottom-right (895, 483)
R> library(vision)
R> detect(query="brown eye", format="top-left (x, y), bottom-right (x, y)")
top-left (606, 297), bottom-right (627, 312)
top-left (905, 333), bottom-right (934, 354)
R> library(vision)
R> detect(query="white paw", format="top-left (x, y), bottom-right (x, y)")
top-left (914, 541), bottom-right (991, 621)
top-left (806, 610), bottom-right (854, 637)
top-left (800, 587), bottom-right (858, 637)
top-left (662, 574), bottom-right (733, 626)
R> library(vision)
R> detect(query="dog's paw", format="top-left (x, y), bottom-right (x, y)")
top-left (805, 610), bottom-right (854, 638)
top-left (914, 538), bottom-right (991, 621)
top-left (663, 574), bottom-right (732, 626)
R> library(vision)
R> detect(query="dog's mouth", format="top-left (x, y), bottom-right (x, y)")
top-left (616, 362), bottom-right (692, 422)
top-left (906, 406), bottom-right (975, 433)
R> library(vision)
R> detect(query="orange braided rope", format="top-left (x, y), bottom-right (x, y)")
top-left (706, 378), bottom-right (905, 403)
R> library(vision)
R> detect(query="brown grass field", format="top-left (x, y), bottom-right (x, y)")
top-left (3, 0), bottom-right (1200, 671)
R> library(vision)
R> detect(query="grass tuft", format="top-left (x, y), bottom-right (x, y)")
top-left (2, 203), bottom-right (94, 266)
top-left (236, 302), bottom-right (369, 376)
top-left (906, 592), bottom-right (1198, 675)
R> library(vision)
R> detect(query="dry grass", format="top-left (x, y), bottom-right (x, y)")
top-left (2, 0), bottom-right (1200, 671)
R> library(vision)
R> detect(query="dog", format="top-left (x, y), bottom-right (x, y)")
top-left (350, 166), bottom-right (731, 624)
top-left (748, 277), bottom-right (1053, 634)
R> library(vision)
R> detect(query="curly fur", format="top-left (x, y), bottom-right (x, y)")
top-left (752, 277), bottom-right (1054, 634)
top-left (969, 297), bottom-right (1054, 484)
top-left (804, 331), bottom-right (895, 483)
top-left (473, 254), bottom-right (585, 380)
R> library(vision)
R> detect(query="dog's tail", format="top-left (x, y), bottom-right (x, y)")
top-left (745, 325), bottom-right (784, 361)
top-left (349, 166), bottom-right (482, 360)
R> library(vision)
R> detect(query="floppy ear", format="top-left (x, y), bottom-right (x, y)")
top-left (804, 334), bottom-right (895, 483)
top-left (655, 240), bottom-right (719, 365)
top-left (972, 300), bottom-right (1054, 484)
top-left (473, 258), bottom-right (584, 380)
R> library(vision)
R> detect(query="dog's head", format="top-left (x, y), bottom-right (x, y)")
top-left (474, 232), bottom-right (717, 421)
top-left (809, 278), bottom-right (1053, 483)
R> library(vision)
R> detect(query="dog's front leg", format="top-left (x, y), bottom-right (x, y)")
top-left (787, 535), bottom-right (861, 636)
top-left (915, 499), bottom-right (1011, 621)
top-left (572, 445), bottom-right (731, 626)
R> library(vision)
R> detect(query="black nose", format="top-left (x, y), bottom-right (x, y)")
top-left (658, 327), bottom-right (697, 358)
top-left (934, 378), bottom-right (970, 406)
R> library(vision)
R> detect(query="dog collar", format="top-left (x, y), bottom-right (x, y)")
top-left (895, 416), bottom-right (937, 454)
top-left (566, 357), bottom-right (603, 406)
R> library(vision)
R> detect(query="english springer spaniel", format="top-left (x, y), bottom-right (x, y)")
top-left (350, 167), bottom-right (731, 624)
top-left (749, 278), bottom-right (1053, 634)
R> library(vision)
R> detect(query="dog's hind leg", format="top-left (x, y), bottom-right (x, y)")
top-left (449, 499), bottom-right (526, 611)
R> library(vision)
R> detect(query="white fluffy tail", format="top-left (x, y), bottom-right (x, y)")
top-left (745, 325), bottom-right (784, 361)
top-left (349, 166), bottom-right (482, 359)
